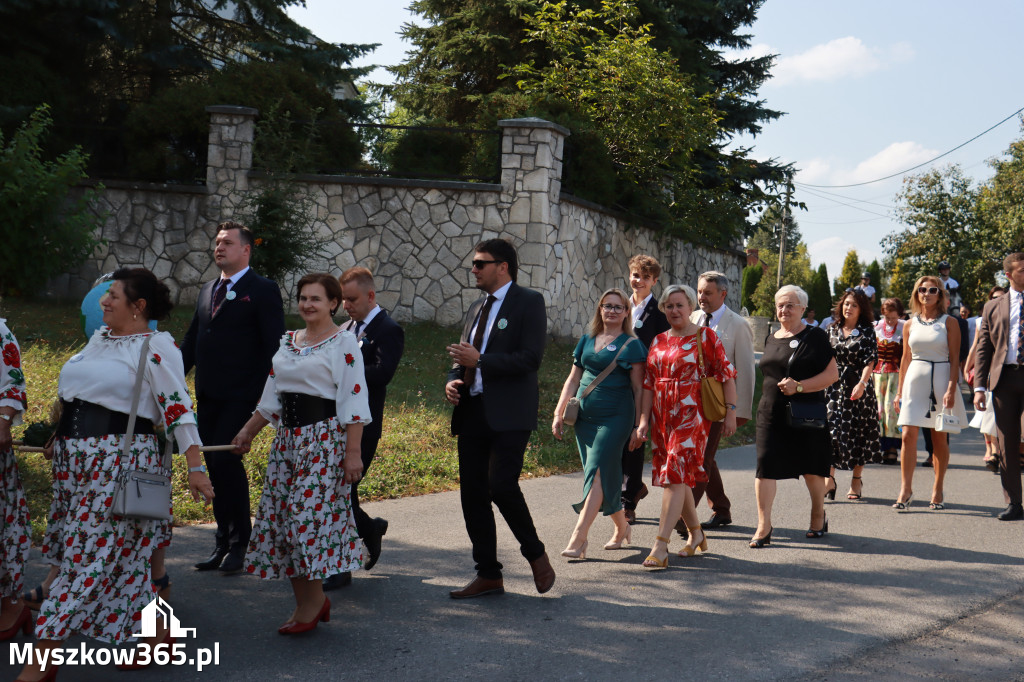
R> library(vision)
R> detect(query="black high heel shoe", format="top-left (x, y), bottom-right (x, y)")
top-left (749, 528), bottom-right (772, 548)
top-left (806, 515), bottom-right (828, 538)
top-left (824, 476), bottom-right (837, 501)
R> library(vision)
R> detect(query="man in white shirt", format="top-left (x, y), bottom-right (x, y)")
top-left (939, 261), bottom-right (961, 313)
top-left (855, 273), bottom-right (876, 303)
top-left (681, 271), bottom-right (755, 533)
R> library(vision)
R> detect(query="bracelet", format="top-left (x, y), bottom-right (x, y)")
top-left (188, 465), bottom-right (207, 474)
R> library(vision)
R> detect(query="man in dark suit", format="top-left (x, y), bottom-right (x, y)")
top-left (444, 238), bottom-right (555, 599)
top-left (181, 221), bottom-right (285, 571)
top-left (323, 266), bottom-right (405, 591)
top-left (974, 252), bottom-right (1024, 521)
top-left (621, 255), bottom-right (670, 524)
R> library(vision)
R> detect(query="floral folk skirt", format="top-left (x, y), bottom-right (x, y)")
top-left (245, 416), bottom-right (365, 580)
top-left (0, 448), bottom-right (31, 599)
top-left (35, 434), bottom-right (170, 643)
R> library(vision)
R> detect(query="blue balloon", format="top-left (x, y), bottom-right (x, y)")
top-left (81, 280), bottom-right (157, 339)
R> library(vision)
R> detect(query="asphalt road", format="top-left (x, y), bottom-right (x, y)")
top-left (4, 426), bottom-right (1023, 681)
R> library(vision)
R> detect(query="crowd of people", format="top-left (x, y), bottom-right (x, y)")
top-left (2, 227), bottom-right (1023, 680)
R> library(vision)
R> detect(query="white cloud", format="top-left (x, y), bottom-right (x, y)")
top-left (771, 37), bottom-right (914, 86)
top-left (843, 141), bottom-right (939, 184)
top-left (796, 158), bottom-right (832, 184)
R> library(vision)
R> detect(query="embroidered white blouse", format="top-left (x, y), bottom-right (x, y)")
top-left (256, 329), bottom-right (372, 429)
top-left (58, 328), bottom-right (201, 451)
top-left (0, 319), bottom-right (27, 425)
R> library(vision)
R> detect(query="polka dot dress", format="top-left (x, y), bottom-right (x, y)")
top-left (826, 323), bottom-right (883, 469)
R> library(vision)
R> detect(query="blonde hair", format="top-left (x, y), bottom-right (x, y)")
top-left (775, 284), bottom-right (808, 307)
top-left (588, 288), bottom-right (635, 337)
top-left (659, 283), bottom-right (697, 311)
top-left (909, 275), bottom-right (949, 316)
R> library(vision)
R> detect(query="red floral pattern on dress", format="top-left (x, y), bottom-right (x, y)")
top-left (245, 417), bottom-right (364, 580)
top-left (150, 353), bottom-right (162, 365)
top-left (0, 449), bottom-right (30, 599)
top-left (644, 329), bottom-right (737, 488)
top-left (2, 343), bottom-right (20, 368)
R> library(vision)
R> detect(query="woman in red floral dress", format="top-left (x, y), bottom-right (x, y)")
top-left (632, 284), bottom-right (737, 568)
top-left (233, 273), bottom-right (369, 635)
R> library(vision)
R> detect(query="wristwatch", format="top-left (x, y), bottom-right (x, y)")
top-left (0, 413), bottom-right (11, 422)
top-left (189, 465), bottom-right (207, 474)
top-left (796, 382), bottom-right (804, 393)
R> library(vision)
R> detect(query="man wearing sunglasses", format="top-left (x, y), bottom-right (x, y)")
top-left (444, 239), bottom-right (555, 598)
top-left (973, 252), bottom-right (1024, 521)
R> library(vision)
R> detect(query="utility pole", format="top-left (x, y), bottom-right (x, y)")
top-left (775, 174), bottom-right (794, 290)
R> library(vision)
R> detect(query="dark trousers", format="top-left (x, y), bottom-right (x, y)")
top-left (621, 442), bottom-right (646, 510)
top-left (456, 396), bottom-right (545, 580)
top-left (196, 397), bottom-right (254, 554)
top-left (692, 421), bottom-right (731, 516)
top-left (993, 367), bottom-right (1024, 505)
top-left (351, 427), bottom-right (381, 538)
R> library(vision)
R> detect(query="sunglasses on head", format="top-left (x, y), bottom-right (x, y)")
top-left (917, 286), bottom-right (940, 295)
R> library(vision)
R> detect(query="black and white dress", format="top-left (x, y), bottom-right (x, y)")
top-left (826, 323), bottom-right (883, 469)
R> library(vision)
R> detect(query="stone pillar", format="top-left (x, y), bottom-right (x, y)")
top-left (497, 117), bottom-right (570, 292)
top-left (205, 105), bottom-right (258, 220)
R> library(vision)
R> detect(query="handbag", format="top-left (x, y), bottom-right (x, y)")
top-left (111, 335), bottom-right (174, 521)
top-left (934, 407), bottom-right (961, 434)
top-left (784, 340), bottom-right (827, 430)
top-left (696, 328), bottom-right (727, 422)
top-left (562, 338), bottom-right (635, 426)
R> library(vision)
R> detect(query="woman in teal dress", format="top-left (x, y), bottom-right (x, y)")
top-left (552, 288), bottom-right (646, 559)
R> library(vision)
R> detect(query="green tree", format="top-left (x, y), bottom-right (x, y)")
top-left (0, 106), bottom-right (104, 295)
top-left (834, 249), bottom-right (862, 297)
top-left (882, 164), bottom-right (993, 309)
top-left (746, 204), bottom-right (802, 259)
top-left (740, 264), bottom-right (762, 313)
top-left (808, 262), bottom-right (832, 320)
top-left (751, 242), bottom-right (814, 316)
top-left (976, 124), bottom-right (1024, 286)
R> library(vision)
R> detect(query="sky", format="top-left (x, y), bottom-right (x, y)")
top-left (286, 0), bottom-right (1024, 285)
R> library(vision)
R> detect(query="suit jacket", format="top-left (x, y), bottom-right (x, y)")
top-left (975, 292), bottom-right (1014, 393)
top-left (180, 269), bottom-right (285, 402)
top-left (690, 306), bottom-right (756, 420)
top-left (447, 283), bottom-right (547, 435)
top-left (343, 309), bottom-right (405, 443)
top-left (634, 296), bottom-right (669, 349)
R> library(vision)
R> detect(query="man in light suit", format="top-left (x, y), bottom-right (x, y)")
top-left (681, 271), bottom-right (755, 533)
top-left (444, 239), bottom-right (555, 599)
top-left (973, 252), bottom-right (1024, 521)
top-left (181, 222), bottom-right (285, 572)
top-left (323, 267), bottom-right (405, 591)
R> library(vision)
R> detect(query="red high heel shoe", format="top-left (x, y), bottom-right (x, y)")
top-left (0, 603), bottom-right (32, 641)
top-left (278, 597), bottom-right (330, 635)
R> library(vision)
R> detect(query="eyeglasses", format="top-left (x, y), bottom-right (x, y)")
top-left (471, 259), bottom-right (500, 269)
top-left (917, 286), bottom-right (940, 295)
top-left (600, 304), bottom-right (626, 313)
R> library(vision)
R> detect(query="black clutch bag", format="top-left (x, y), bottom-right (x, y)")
top-left (786, 400), bottom-right (827, 430)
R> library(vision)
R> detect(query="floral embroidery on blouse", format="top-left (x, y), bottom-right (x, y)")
top-left (157, 391), bottom-right (189, 429)
top-left (150, 353), bottom-right (162, 365)
top-left (1, 329), bottom-right (26, 408)
top-left (283, 329), bottom-right (344, 357)
top-left (351, 384), bottom-right (361, 395)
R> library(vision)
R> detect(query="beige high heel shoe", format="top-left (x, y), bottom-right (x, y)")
top-left (604, 525), bottom-right (632, 550)
top-left (678, 526), bottom-right (709, 557)
top-left (560, 539), bottom-right (588, 560)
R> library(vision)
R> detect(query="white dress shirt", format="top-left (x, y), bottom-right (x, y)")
top-left (469, 280), bottom-right (512, 396)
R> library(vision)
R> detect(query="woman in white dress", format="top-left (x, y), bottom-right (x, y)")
top-left (18, 268), bottom-right (214, 681)
top-left (0, 319), bottom-right (31, 641)
top-left (233, 273), bottom-right (369, 635)
top-left (893, 276), bottom-right (967, 511)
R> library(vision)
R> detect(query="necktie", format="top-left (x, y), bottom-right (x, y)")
top-left (354, 320), bottom-right (364, 337)
top-left (702, 313), bottom-right (711, 327)
top-left (211, 279), bottom-right (228, 317)
top-left (1017, 294), bottom-right (1023, 364)
top-left (464, 295), bottom-right (497, 388)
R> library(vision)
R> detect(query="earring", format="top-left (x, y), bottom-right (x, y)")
top-left (133, 313), bottom-right (137, 320)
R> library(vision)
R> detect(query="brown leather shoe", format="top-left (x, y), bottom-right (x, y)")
top-left (529, 553), bottom-right (556, 594)
top-left (624, 509), bottom-right (637, 525)
top-left (636, 483), bottom-right (649, 502)
top-left (449, 576), bottom-right (504, 599)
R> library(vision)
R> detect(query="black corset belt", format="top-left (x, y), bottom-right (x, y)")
top-left (280, 392), bottom-right (337, 428)
top-left (56, 398), bottom-right (155, 440)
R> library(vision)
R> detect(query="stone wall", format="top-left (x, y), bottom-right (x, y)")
top-left (54, 107), bottom-right (745, 338)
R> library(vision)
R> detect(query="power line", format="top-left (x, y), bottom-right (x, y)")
top-left (796, 105), bottom-right (1024, 188)
top-left (798, 185), bottom-right (893, 219)
top-left (797, 185), bottom-right (895, 211)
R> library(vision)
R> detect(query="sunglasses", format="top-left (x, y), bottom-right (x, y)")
top-left (917, 286), bottom-right (940, 295)
top-left (600, 304), bottom-right (626, 313)
top-left (471, 259), bottom-right (501, 269)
